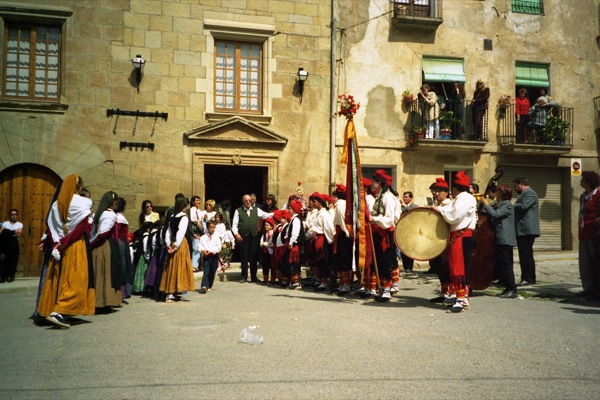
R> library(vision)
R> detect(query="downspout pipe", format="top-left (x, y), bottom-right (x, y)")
top-left (329, 0), bottom-right (337, 192)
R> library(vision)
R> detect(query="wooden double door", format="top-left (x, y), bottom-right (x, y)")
top-left (0, 164), bottom-right (60, 277)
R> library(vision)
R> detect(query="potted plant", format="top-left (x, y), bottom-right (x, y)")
top-left (411, 123), bottom-right (426, 140)
top-left (542, 115), bottom-right (570, 145)
top-left (439, 110), bottom-right (458, 138)
top-left (497, 95), bottom-right (512, 119)
top-left (402, 88), bottom-right (414, 104)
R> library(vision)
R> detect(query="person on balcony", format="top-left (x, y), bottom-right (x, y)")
top-left (527, 97), bottom-right (548, 143)
top-left (515, 88), bottom-right (531, 143)
top-left (419, 84), bottom-right (440, 139)
top-left (471, 79), bottom-right (490, 140)
top-left (449, 82), bottom-right (465, 138)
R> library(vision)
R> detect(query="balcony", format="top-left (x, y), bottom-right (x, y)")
top-left (498, 103), bottom-right (573, 154)
top-left (405, 98), bottom-right (488, 149)
top-left (391, 0), bottom-right (443, 31)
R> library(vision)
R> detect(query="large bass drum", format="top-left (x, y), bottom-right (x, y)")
top-left (394, 207), bottom-right (449, 261)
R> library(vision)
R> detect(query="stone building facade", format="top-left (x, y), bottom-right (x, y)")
top-left (0, 0), bottom-right (598, 275)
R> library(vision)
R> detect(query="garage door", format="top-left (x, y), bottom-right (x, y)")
top-left (501, 166), bottom-right (564, 250)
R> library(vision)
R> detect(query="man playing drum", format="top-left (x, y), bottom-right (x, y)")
top-left (431, 171), bottom-right (477, 313)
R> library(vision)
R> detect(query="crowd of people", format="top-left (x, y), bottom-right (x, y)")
top-left (19, 165), bottom-right (600, 329)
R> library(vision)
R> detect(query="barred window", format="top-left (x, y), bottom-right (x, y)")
top-left (3, 24), bottom-right (61, 101)
top-left (214, 41), bottom-right (262, 113)
top-left (511, 0), bottom-right (544, 15)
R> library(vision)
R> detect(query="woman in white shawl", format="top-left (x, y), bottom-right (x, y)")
top-left (90, 191), bottom-right (122, 309)
top-left (37, 174), bottom-right (95, 329)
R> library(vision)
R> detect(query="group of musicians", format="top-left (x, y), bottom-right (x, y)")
top-left (268, 168), bottom-right (513, 313)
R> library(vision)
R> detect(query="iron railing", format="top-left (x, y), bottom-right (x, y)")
top-left (406, 98), bottom-right (488, 142)
top-left (392, 0), bottom-right (442, 19)
top-left (498, 103), bottom-right (574, 146)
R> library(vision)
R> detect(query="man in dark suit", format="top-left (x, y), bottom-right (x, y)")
top-left (513, 177), bottom-right (540, 286)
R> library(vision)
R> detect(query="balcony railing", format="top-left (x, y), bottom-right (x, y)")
top-left (498, 103), bottom-right (573, 147)
top-left (406, 98), bottom-right (488, 143)
top-left (391, 0), bottom-right (443, 31)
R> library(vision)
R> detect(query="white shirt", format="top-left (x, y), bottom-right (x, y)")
top-left (438, 191), bottom-right (477, 232)
top-left (309, 207), bottom-right (335, 244)
top-left (333, 199), bottom-right (350, 237)
top-left (371, 190), bottom-right (398, 230)
top-left (165, 212), bottom-right (189, 250)
top-left (199, 232), bottom-right (222, 254)
top-left (231, 206), bottom-right (272, 236)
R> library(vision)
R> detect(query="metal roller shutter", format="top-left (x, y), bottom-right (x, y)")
top-left (499, 166), bottom-right (564, 250)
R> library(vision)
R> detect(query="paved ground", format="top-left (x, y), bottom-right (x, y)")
top-left (1, 251), bottom-right (599, 400)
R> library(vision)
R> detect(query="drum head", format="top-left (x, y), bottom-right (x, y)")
top-left (394, 207), bottom-right (449, 261)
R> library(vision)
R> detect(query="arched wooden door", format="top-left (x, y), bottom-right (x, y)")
top-left (0, 164), bottom-right (61, 277)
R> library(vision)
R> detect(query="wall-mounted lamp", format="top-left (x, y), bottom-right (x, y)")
top-left (132, 54), bottom-right (145, 92)
top-left (297, 67), bottom-right (309, 104)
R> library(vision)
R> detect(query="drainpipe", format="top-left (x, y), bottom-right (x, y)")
top-left (329, 0), bottom-right (337, 192)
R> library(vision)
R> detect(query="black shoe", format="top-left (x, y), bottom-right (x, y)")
top-left (499, 290), bottom-right (517, 299)
top-left (239, 279), bottom-right (247, 283)
top-left (517, 280), bottom-right (531, 287)
top-left (424, 269), bottom-right (437, 275)
top-left (7, 276), bottom-right (14, 282)
top-left (250, 278), bottom-right (260, 283)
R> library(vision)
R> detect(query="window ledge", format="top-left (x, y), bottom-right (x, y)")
top-left (205, 112), bottom-right (272, 126)
top-left (0, 100), bottom-right (68, 114)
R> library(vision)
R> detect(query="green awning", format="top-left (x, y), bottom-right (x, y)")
top-left (515, 62), bottom-right (549, 87)
top-left (422, 57), bottom-right (466, 83)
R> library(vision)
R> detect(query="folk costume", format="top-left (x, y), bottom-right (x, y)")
top-left (332, 185), bottom-right (354, 294)
top-left (429, 178), bottom-right (452, 301)
top-left (37, 174), bottom-right (95, 328)
top-left (436, 171), bottom-right (477, 312)
top-left (160, 211), bottom-right (196, 301)
top-left (272, 210), bottom-right (289, 285)
top-left (307, 193), bottom-right (335, 291)
top-left (90, 192), bottom-right (123, 309)
top-left (284, 200), bottom-right (305, 288)
top-left (369, 170), bottom-right (399, 300)
top-left (116, 211), bottom-right (133, 298)
top-left (259, 218), bottom-right (275, 283)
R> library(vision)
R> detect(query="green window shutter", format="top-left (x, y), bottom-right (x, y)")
top-left (422, 57), bottom-right (466, 83)
top-left (511, 0), bottom-right (544, 15)
top-left (515, 62), bottom-right (549, 87)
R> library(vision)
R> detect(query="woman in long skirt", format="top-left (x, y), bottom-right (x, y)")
top-left (37, 174), bottom-right (95, 329)
top-left (160, 197), bottom-right (195, 302)
top-left (90, 191), bottom-right (123, 309)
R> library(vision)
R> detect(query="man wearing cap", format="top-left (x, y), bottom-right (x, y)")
top-left (232, 194), bottom-right (274, 283)
top-left (369, 169), bottom-right (399, 301)
top-left (432, 171), bottom-right (477, 312)
top-left (512, 177), bottom-right (540, 286)
top-left (272, 210), bottom-right (290, 285)
top-left (283, 199), bottom-right (305, 288)
top-left (331, 185), bottom-right (353, 294)
top-left (306, 193), bottom-right (335, 291)
top-left (428, 178), bottom-right (453, 303)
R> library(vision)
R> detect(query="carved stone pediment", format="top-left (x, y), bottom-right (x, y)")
top-left (184, 116), bottom-right (287, 145)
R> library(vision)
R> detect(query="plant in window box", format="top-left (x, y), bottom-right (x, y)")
top-left (542, 115), bottom-right (570, 145)
top-left (402, 89), bottom-right (414, 104)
